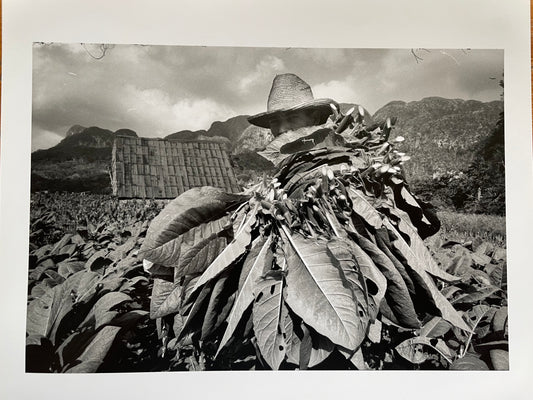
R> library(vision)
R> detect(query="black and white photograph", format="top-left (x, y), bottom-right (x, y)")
top-left (2, 1), bottom-right (533, 399)
top-left (26, 44), bottom-right (508, 372)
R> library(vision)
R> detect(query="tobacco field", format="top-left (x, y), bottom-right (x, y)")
top-left (26, 183), bottom-right (508, 372)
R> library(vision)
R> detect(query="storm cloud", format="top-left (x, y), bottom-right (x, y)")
top-left (32, 44), bottom-right (503, 151)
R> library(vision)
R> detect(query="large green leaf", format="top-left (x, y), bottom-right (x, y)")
top-left (139, 187), bottom-right (249, 265)
top-left (65, 326), bottom-right (121, 373)
top-left (217, 236), bottom-right (272, 356)
top-left (282, 228), bottom-right (362, 351)
top-left (252, 273), bottom-right (286, 370)
top-left (383, 219), bottom-right (471, 332)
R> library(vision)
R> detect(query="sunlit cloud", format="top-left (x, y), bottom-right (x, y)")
top-left (238, 56), bottom-right (286, 94)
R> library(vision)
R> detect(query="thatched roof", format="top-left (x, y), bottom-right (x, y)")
top-left (111, 136), bottom-right (241, 198)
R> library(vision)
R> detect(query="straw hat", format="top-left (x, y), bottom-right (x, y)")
top-left (248, 73), bottom-right (337, 129)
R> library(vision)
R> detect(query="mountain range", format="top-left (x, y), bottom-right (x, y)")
top-left (30, 97), bottom-right (504, 193)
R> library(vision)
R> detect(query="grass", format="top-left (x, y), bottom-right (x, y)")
top-left (436, 210), bottom-right (506, 247)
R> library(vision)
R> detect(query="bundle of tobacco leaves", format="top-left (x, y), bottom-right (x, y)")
top-left (139, 106), bottom-right (472, 370)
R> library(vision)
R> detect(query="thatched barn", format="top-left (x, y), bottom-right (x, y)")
top-left (111, 135), bottom-right (241, 198)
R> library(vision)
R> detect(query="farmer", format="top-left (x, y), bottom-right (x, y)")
top-left (248, 73), bottom-right (370, 164)
top-left (248, 73), bottom-right (365, 136)
top-left (247, 72), bottom-right (440, 238)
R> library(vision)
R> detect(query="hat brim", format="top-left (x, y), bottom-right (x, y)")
top-left (248, 98), bottom-right (338, 128)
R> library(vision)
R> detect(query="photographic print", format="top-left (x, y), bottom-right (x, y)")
top-left (27, 44), bottom-right (507, 372)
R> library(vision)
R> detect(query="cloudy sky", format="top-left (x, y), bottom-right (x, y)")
top-left (32, 44), bottom-right (503, 151)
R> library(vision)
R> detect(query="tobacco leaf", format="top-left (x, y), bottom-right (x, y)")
top-left (384, 209), bottom-right (461, 283)
top-left (149, 278), bottom-right (182, 319)
top-left (452, 286), bottom-right (501, 305)
top-left (450, 354), bottom-right (489, 370)
top-left (139, 187), bottom-right (249, 265)
top-left (108, 310), bottom-right (148, 329)
top-left (338, 347), bottom-right (368, 370)
top-left (189, 208), bottom-right (257, 297)
top-left (81, 291), bottom-right (132, 329)
top-left (173, 217), bottom-right (230, 277)
top-left (252, 274), bottom-right (286, 370)
top-left (56, 260), bottom-right (85, 279)
top-left (65, 326), bottom-right (121, 373)
top-left (491, 306), bottom-right (508, 332)
top-left (201, 272), bottom-right (231, 340)
top-left (176, 283), bottom-right (214, 341)
top-left (383, 219), bottom-right (471, 332)
top-left (56, 329), bottom-right (96, 369)
top-left (347, 187), bottom-right (383, 229)
top-left (282, 229), bottom-right (362, 351)
top-left (396, 336), bottom-right (453, 364)
top-left (284, 312), bottom-right (334, 369)
top-left (326, 238), bottom-right (371, 347)
top-left (26, 270), bottom-right (100, 343)
top-left (217, 236), bottom-right (272, 356)
top-left (489, 349), bottom-right (509, 370)
top-left (346, 240), bottom-right (387, 321)
top-left (354, 232), bottom-right (420, 329)
top-left (420, 316), bottom-right (452, 338)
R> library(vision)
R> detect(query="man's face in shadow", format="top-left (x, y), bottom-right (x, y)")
top-left (269, 110), bottom-right (320, 137)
